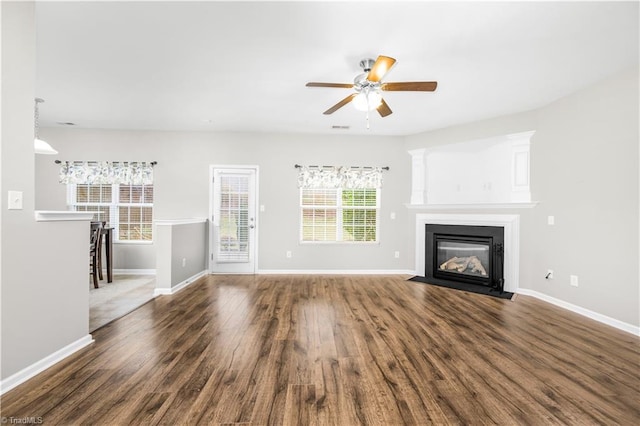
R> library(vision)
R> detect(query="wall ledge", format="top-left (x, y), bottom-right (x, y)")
top-left (113, 269), bottom-right (156, 275)
top-left (35, 211), bottom-right (94, 221)
top-left (405, 202), bottom-right (538, 210)
top-left (154, 218), bottom-right (207, 226)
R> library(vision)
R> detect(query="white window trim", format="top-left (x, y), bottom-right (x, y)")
top-left (299, 187), bottom-right (380, 244)
top-left (67, 183), bottom-right (154, 243)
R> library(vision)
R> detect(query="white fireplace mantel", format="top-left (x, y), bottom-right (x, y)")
top-left (405, 202), bottom-right (538, 210)
top-left (415, 213), bottom-right (520, 292)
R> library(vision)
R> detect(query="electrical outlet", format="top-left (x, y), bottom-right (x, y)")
top-left (394, 251), bottom-right (400, 259)
top-left (570, 275), bottom-right (579, 287)
top-left (546, 269), bottom-right (554, 280)
top-left (286, 251), bottom-right (292, 258)
top-left (390, 212), bottom-right (396, 220)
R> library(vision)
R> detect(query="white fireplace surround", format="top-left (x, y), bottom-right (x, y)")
top-left (415, 213), bottom-right (520, 292)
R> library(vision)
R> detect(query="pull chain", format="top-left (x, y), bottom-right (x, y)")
top-left (34, 98), bottom-right (44, 139)
top-left (365, 90), bottom-right (371, 130)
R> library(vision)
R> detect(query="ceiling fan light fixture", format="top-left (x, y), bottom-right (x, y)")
top-left (353, 90), bottom-right (382, 112)
top-left (34, 138), bottom-right (58, 155)
top-left (306, 54), bottom-right (436, 119)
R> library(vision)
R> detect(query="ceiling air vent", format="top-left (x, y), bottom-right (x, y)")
top-left (331, 125), bottom-right (350, 130)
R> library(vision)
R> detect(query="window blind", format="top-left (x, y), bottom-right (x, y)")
top-left (68, 183), bottom-right (154, 242)
top-left (297, 165), bottom-right (382, 243)
top-left (216, 173), bottom-right (251, 262)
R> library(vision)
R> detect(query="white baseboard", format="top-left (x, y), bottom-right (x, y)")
top-left (154, 270), bottom-right (208, 296)
top-left (257, 269), bottom-right (415, 275)
top-left (517, 288), bottom-right (639, 336)
top-left (0, 335), bottom-right (94, 396)
top-left (113, 269), bottom-right (156, 275)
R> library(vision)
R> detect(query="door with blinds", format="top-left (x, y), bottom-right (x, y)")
top-left (210, 167), bottom-right (258, 274)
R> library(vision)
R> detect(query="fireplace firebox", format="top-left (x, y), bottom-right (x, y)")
top-left (425, 224), bottom-right (505, 292)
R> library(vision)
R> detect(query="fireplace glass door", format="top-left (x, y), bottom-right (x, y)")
top-left (435, 237), bottom-right (491, 281)
top-left (426, 224), bottom-right (504, 291)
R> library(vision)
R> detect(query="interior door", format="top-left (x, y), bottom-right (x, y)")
top-left (210, 167), bottom-right (258, 274)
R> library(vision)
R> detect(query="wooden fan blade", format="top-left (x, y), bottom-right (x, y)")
top-left (323, 93), bottom-right (357, 115)
top-left (306, 82), bottom-right (354, 89)
top-left (381, 81), bottom-right (438, 92)
top-left (377, 98), bottom-right (392, 117)
top-left (367, 55), bottom-right (396, 82)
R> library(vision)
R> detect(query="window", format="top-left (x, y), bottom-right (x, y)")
top-left (297, 165), bottom-right (383, 243)
top-left (300, 187), bottom-right (379, 243)
top-left (68, 183), bottom-right (154, 242)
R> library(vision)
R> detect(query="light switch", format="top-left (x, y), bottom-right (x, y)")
top-left (547, 215), bottom-right (555, 225)
top-left (390, 212), bottom-right (396, 220)
top-left (260, 204), bottom-right (265, 212)
top-left (8, 191), bottom-right (23, 210)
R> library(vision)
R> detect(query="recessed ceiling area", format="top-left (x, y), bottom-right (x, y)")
top-left (35, 1), bottom-right (639, 136)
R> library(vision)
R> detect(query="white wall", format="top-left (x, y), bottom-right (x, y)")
top-left (1, 2), bottom-right (91, 383)
top-left (530, 66), bottom-right (638, 326)
top-left (155, 221), bottom-right (207, 291)
top-left (35, 131), bottom-right (413, 272)
top-left (405, 66), bottom-right (639, 328)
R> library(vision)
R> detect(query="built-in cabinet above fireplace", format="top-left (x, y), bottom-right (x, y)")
top-left (407, 131), bottom-right (536, 208)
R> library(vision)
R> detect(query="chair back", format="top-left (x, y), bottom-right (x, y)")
top-left (90, 222), bottom-right (103, 253)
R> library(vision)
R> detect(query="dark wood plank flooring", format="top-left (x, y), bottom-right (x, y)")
top-left (2, 275), bottom-right (639, 425)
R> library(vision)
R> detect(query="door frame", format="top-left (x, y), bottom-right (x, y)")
top-left (208, 164), bottom-right (260, 274)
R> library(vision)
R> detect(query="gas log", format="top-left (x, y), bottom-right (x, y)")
top-left (439, 256), bottom-right (488, 276)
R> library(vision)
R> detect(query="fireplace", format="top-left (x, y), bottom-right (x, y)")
top-left (426, 224), bottom-right (505, 292)
top-left (415, 214), bottom-right (519, 293)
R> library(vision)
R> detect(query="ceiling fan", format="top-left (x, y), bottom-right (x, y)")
top-left (306, 55), bottom-right (437, 118)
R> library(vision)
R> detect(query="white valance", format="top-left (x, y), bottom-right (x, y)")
top-left (297, 166), bottom-right (383, 189)
top-left (59, 161), bottom-right (154, 185)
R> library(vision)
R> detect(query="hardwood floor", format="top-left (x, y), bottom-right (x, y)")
top-left (2, 275), bottom-right (639, 425)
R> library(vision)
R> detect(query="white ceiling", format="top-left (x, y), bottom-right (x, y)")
top-left (35, 1), bottom-right (639, 136)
